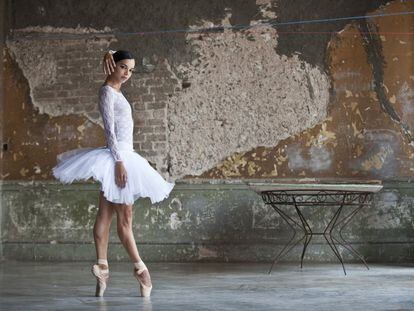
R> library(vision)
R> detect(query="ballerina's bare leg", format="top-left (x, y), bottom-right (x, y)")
top-left (114, 203), bottom-right (152, 288)
top-left (93, 191), bottom-right (115, 268)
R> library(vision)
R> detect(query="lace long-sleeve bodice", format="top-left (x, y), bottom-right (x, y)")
top-left (98, 85), bottom-right (134, 162)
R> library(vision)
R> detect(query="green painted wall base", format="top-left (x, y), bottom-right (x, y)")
top-left (2, 241), bottom-right (413, 264)
top-left (1, 180), bottom-right (413, 262)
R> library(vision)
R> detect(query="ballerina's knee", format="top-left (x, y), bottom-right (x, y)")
top-left (116, 206), bottom-right (133, 241)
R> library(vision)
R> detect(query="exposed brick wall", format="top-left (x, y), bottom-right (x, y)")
top-left (8, 33), bottom-right (180, 178)
top-left (27, 40), bottom-right (113, 121)
top-left (130, 59), bottom-right (180, 175)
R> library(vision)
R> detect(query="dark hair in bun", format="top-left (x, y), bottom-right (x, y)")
top-left (113, 50), bottom-right (134, 63)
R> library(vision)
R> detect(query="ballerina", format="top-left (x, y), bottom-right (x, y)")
top-left (53, 50), bottom-right (174, 297)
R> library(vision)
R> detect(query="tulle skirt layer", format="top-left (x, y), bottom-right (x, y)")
top-left (52, 143), bottom-right (174, 204)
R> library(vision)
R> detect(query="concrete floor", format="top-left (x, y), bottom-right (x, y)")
top-left (0, 261), bottom-right (413, 311)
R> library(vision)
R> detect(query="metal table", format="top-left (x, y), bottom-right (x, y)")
top-left (249, 183), bottom-right (383, 275)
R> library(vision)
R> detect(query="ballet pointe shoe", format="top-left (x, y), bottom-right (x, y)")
top-left (92, 264), bottom-right (109, 297)
top-left (133, 260), bottom-right (153, 297)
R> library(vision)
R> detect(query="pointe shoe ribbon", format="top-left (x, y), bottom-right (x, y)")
top-left (92, 265), bottom-right (109, 297)
top-left (133, 260), bottom-right (152, 297)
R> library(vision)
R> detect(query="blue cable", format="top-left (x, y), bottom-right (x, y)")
top-left (11, 9), bottom-right (414, 41)
top-left (116, 10), bottom-right (414, 36)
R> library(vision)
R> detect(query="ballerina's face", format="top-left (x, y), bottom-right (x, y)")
top-left (112, 59), bottom-right (135, 84)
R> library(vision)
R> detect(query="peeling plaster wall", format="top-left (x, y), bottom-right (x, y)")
top-left (168, 21), bottom-right (330, 178)
top-left (1, 0), bottom-right (414, 262)
top-left (2, 50), bottom-right (106, 180)
top-left (3, 0), bottom-right (410, 181)
top-left (202, 0), bottom-right (414, 179)
top-left (273, 0), bottom-right (389, 70)
top-left (3, 32), bottom-right (179, 179)
top-left (7, 28), bottom-right (116, 123)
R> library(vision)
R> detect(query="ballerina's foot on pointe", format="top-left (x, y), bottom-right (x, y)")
top-left (92, 259), bottom-right (109, 297)
top-left (133, 260), bottom-right (152, 297)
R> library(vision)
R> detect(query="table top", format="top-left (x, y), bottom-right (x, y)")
top-left (248, 182), bottom-right (383, 193)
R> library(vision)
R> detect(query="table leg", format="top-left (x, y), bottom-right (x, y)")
top-left (293, 202), bottom-right (347, 273)
top-left (300, 234), bottom-right (313, 269)
top-left (323, 203), bottom-right (347, 275)
top-left (292, 198), bottom-right (314, 269)
top-left (268, 204), bottom-right (306, 274)
top-left (332, 203), bottom-right (370, 270)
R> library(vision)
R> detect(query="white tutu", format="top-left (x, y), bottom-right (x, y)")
top-left (52, 142), bottom-right (174, 204)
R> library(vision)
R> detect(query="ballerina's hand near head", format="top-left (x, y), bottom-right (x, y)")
top-left (103, 50), bottom-right (116, 75)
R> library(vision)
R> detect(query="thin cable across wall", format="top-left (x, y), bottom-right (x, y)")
top-left (9, 10), bottom-right (414, 41)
